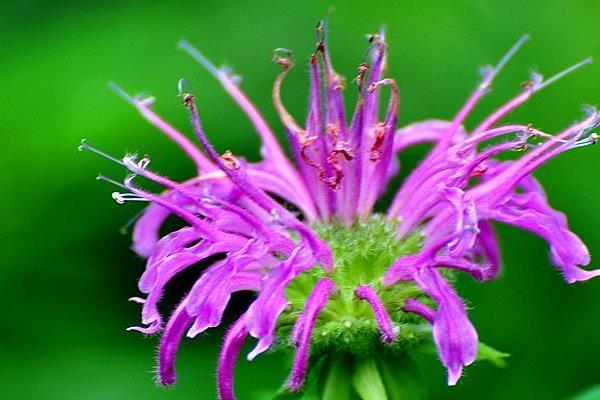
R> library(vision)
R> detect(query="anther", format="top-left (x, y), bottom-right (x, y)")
top-left (315, 19), bottom-right (325, 42)
top-left (353, 63), bottom-right (369, 90)
top-left (111, 192), bottom-right (149, 204)
top-left (128, 297), bottom-right (146, 304)
top-left (138, 155), bottom-right (151, 169)
top-left (177, 78), bottom-right (195, 106)
top-left (571, 132), bottom-right (599, 148)
top-left (369, 123), bottom-right (387, 161)
top-left (220, 151), bottom-right (241, 170)
top-left (273, 48), bottom-right (294, 68)
top-left (470, 163), bottom-right (488, 177)
top-left (111, 192), bottom-right (148, 204)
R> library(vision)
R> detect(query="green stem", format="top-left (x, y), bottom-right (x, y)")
top-left (316, 352), bottom-right (426, 400)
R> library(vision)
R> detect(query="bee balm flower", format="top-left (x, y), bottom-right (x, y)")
top-left (82, 22), bottom-right (599, 399)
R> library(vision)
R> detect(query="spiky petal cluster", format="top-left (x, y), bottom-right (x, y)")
top-left (83, 24), bottom-right (599, 398)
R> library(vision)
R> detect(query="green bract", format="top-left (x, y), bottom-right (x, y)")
top-left (278, 215), bottom-right (426, 355)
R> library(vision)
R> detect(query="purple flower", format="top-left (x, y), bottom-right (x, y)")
top-left (82, 22), bottom-right (599, 398)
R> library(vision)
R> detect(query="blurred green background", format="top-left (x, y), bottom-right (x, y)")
top-left (2, 0), bottom-right (600, 399)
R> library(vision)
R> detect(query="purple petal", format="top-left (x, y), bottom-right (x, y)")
top-left (355, 284), bottom-right (396, 343)
top-left (413, 267), bottom-right (478, 385)
top-left (157, 297), bottom-right (194, 386)
top-left (245, 247), bottom-right (315, 360)
top-left (491, 199), bottom-right (596, 283)
top-left (473, 221), bottom-right (501, 279)
top-left (288, 278), bottom-right (336, 391)
top-left (393, 120), bottom-right (466, 153)
top-left (186, 241), bottom-right (268, 337)
top-left (403, 298), bottom-right (435, 323)
top-left (217, 314), bottom-right (248, 400)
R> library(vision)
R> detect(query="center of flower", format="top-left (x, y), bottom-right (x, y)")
top-left (278, 215), bottom-right (428, 355)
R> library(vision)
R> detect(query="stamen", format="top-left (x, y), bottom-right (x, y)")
top-left (220, 151), bottom-right (241, 170)
top-left (472, 58), bottom-right (592, 135)
top-left (128, 297), bottom-right (146, 304)
top-left (178, 39), bottom-right (220, 76)
top-left (96, 174), bottom-right (127, 190)
top-left (369, 123), bottom-right (386, 161)
top-left (119, 207), bottom-right (147, 235)
top-left (108, 82), bottom-right (212, 173)
top-left (220, 66), bottom-right (242, 86)
top-left (438, 35), bottom-right (529, 149)
top-left (273, 48), bottom-right (294, 68)
top-left (532, 57), bottom-right (592, 92)
top-left (570, 132), bottom-right (598, 148)
top-left (353, 63), bottom-right (369, 92)
top-left (111, 192), bottom-right (149, 204)
top-left (108, 81), bottom-right (138, 104)
top-left (483, 34), bottom-right (530, 85)
top-left (124, 153), bottom-right (152, 170)
top-left (78, 139), bottom-right (125, 166)
top-left (272, 48), bottom-right (303, 132)
top-left (323, 147), bottom-right (353, 191)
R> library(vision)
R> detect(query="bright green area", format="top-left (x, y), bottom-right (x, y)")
top-left (282, 215), bottom-right (425, 355)
top-left (2, 1), bottom-right (600, 399)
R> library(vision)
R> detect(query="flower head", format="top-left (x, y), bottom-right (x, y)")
top-left (82, 21), bottom-right (599, 398)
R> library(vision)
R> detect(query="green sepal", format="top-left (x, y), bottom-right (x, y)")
top-left (317, 356), bottom-right (353, 400)
top-left (377, 353), bottom-right (426, 400)
top-left (315, 352), bottom-right (426, 400)
top-left (570, 384), bottom-right (600, 400)
top-left (417, 335), bottom-right (509, 367)
top-left (476, 342), bottom-right (510, 367)
top-left (352, 357), bottom-right (388, 400)
top-left (272, 387), bottom-right (304, 400)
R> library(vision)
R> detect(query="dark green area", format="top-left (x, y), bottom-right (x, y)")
top-left (2, 0), bottom-right (600, 399)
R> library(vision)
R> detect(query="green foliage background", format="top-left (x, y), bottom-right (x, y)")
top-left (2, 0), bottom-right (600, 399)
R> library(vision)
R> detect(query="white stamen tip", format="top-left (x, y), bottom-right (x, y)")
top-left (112, 192), bottom-right (125, 204)
top-left (128, 297), bottom-right (146, 304)
top-left (78, 139), bottom-right (88, 152)
top-left (137, 156), bottom-right (150, 169)
top-left (111, 191), bottom-right (149, 204)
